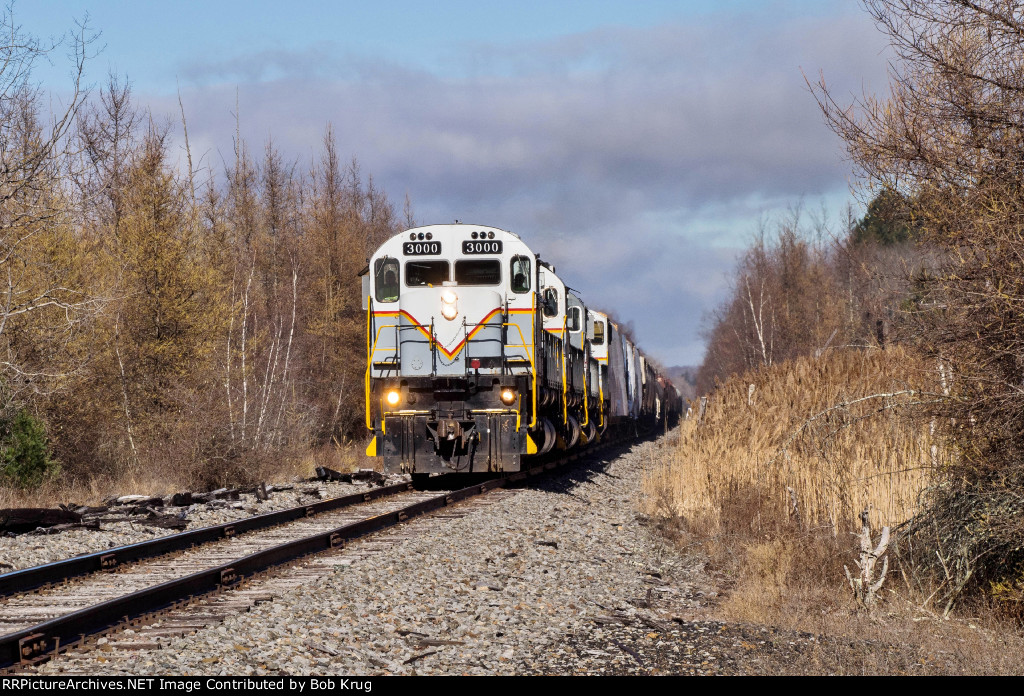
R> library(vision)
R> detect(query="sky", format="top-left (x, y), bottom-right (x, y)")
top-left (17, 1), bottom-right (893, 366)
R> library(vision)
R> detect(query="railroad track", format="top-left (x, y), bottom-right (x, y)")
top-left (0, 436), bottom-right (631, 671)
top-left (0, 481), bottom-right (442, 669)
top-left (0, 440), bottom-right (614, 667)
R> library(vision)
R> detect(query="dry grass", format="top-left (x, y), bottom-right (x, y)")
top-left (644, 346), bottom-right (942, 535)
top-left (744, 599), bottom-right (1024, 675)
top-left (642, 347), bottom-right (1024, 673)
top-left (0, 443), bottom-right (374, 508)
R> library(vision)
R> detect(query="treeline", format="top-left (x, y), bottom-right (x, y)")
top-left (0, 22), bottom-right (404, 490)
top-left (697, 195), bottom-right (923, 395)
top-left (700, 0), bottom-right (1024, 612)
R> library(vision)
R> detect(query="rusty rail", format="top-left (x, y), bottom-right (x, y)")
top-left (0, 431), bottom-right (640, 669)
top-left (0, 481), bottom-right (414, 598)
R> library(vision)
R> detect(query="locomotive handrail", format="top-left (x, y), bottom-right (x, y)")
top-left (430, 318), bottom-right (437, 375)
top-left (580, 346), bottom-right (590, 429)
top-left (367, 321), bottom-right (403, 431)
top-left (365, 297), bottom-right (374, 431)
top-left (561, 313), bottom-right (569, 426)
top-left (501, 302), bottom-right (508, 375)
top-left (531, 293), bottom-right (538, 429)
top-left (500, 322), bottom-right (533, 356)
top-left (500, 320), bottom-right (535, 431)
top-left (369, 325), bottom-right (401, 356)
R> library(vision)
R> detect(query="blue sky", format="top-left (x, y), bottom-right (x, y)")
top-left (16, 1), bottom-right (892, 365)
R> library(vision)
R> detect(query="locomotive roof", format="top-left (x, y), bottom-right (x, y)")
top-left (369, 223), bottom-right (545, 278)
top-left (377, 223), bottom-right (528, 250)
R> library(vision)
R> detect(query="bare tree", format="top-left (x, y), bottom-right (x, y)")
top-left (0, 9), bottom-right (102, 396)
top-left (697, 210), bottom-right (853, 393)
top-left (812, 0), bottom-right (1024, 609)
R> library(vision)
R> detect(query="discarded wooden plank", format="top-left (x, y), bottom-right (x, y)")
top-left (315, 466), bottom-right (352, 483)
top-left (0, 508), bottom-right (81, 534)
top-left (169, 492), bottom-right (193, 507)
top-left (105, 642), bottom-right (163, 651)
top-left (113, 495), bottom-right (163, 506)
top-left (137, 515), bottom-right (188, 530)
top-left (353, 469), bottom-right (386, 485)
top-left (33, 520), bottom-right (101, 535)
top-left (192, 488), bottom-right (239, 503)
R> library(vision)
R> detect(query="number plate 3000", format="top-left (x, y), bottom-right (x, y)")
top-left (403, 241), bottom-right (441, 255)
top-left (462, 240), bottom-right (503, 254)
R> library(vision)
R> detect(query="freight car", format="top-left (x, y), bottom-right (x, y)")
top-left (361, 223), bottom-right (680, 476)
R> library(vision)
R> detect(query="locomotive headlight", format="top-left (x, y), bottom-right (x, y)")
top-left (500, 388), bottom-right (516, 405)
top-left (385, 389), bottom-right (401, 406)
top-left (440, 289), bottom-right (458, 321)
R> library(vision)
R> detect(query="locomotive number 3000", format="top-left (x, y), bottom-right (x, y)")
top-left (403, 241), bottom-right (441, 255)
top-left (462, 240), bottom-right (503, 254)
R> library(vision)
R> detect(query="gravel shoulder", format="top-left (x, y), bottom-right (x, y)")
top-left (29, 434), bottom-right (824, 675)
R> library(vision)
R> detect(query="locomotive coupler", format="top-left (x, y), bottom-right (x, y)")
top-left (437, 417), bottom-right (462, 441)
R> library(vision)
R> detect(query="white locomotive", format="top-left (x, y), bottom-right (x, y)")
top-left (361, 223), bottom-right (680, 475)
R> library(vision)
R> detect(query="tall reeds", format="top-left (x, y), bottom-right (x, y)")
top-left (643, 347), bottom-right (944, 536)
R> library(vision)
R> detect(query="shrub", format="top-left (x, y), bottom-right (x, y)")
top-left (0, 408), bottom-right (59, 489)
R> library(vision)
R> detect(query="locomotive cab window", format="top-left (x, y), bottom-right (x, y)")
top-left (510, 256), bottom-right (531, 294)
top-left (542, 287), bottom-right (559, 317)
top-left (567, 306), bottom-right (582, 332)
top-left (454, 260), bottom-right (500, 285)
top-left (405, 260), bottom-right (449, 287)
top-left (593, 320), bottom-right (605, 345)
top-left (375, 258), bottom-right (400, 302)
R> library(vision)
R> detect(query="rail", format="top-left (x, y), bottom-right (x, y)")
top-left (0, 481), bottom-right (413, 599)
top-left (0, 431), bottom-right (643, 669)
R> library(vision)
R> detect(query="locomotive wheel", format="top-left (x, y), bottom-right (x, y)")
top-left (538, 418), bottom-right (556, 454)
top-left (565, 414), bottom-right (580, 449)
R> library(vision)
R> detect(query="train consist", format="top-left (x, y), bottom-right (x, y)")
top-left (361, 223), bottom-right (681, 476)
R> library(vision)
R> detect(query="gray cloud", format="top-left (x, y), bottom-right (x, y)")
top-left (145, 8), bottom-right (890, 366)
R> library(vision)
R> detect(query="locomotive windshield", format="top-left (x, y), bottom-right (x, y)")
top-left (510, 256), bottom-right (531, 293)
top-left (375, 257), bottom-right (400, 302)
top-left (542, 288), bottom-right (559, 317)
top-left (454, 260), bottom-right (500, 285)
top-left (593, 320), bottom-right (605, 345)
top-left (406, 260), bottom-right (449, 286)
top-left (567, 306), bottom-right (582, 332)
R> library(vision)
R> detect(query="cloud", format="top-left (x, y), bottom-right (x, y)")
top-left (144, 7), bottom-right (890, 365)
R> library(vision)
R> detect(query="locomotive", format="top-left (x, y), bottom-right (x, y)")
top-left (361, 223), bottom-right (681, 476)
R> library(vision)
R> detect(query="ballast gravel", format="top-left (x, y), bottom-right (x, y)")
top-left (0, 479), bottom-right (404, 572)
top-left (31, 434), bottom-right (807, 675)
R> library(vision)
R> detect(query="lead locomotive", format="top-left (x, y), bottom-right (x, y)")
top-left (362, 224), bottom-right (680, 475)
